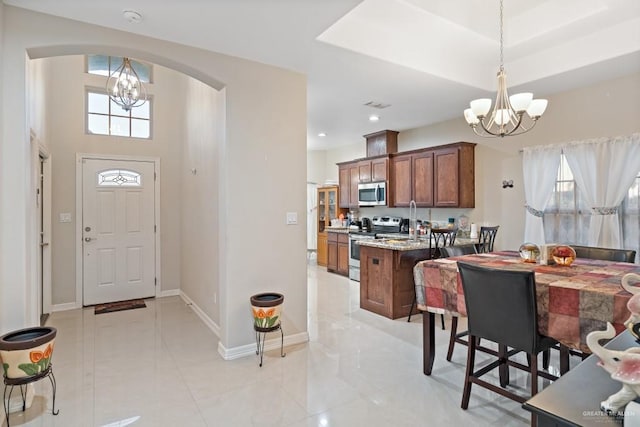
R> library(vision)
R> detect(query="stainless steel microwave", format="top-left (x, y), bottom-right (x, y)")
top-left (358, 182), bottom-right (386, 206)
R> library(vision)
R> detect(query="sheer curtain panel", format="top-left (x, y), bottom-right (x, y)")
top-left (562, 133), bottom-right (640, 248)
top-left (522, 145), bottom-right (562, 245)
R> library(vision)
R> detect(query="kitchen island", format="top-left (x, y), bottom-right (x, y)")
top-left (357, 238), bottom-right (432, 319)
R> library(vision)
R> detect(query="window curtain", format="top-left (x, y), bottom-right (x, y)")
top-left (522, 145), bottom-right (562, 245)
top-left (562, 133), bottom-right (640, 248)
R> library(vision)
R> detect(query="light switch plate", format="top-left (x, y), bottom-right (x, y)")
top-left (59, 213), bottom-right (72, 223)
top-left (286, 212), bottom-right (298, 225)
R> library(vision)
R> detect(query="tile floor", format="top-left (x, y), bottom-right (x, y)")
top-left (5, 261), bottom-right (573, 426)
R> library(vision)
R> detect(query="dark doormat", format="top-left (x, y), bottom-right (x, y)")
top-left (94, 299), bottom-right (146, 315)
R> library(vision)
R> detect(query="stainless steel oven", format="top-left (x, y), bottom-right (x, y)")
top-left (348, 233), bottom-right (374, 282)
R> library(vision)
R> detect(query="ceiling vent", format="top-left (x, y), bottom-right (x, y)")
top-left (363, 101), bottom-right (391, 109)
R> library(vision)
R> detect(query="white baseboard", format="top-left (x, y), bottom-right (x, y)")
top-left (160, 289), bottom-right (180, 298)
top-left (217, 331), bottom-right (309, 360)
top-left (50, 302), bottom-right (80, 312)
top-left (179, 291), bottom-right (221, 338)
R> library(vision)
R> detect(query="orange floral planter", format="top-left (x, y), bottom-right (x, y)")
top-left (0, 327), bottom-right (56, 379)
top-left (250, 293), bottom-right (284, 331)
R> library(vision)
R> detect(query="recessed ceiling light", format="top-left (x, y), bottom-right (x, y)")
top-left (369, 115), bottom-right (379, 122)
top-left (318, 132), bottom-right (326, 137)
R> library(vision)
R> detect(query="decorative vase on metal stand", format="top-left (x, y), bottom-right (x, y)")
top-left (0, 326), bottom-right (59, 426)
top-left (250, 292), bottom-right (286, 367)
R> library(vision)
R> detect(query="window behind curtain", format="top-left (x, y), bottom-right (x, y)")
top-left (621, 172), bottom-right (640, 256)
top-left (543, 154), bottom-right (640, 261)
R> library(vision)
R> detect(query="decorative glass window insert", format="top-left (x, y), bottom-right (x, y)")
top-left (97, 170), bottom-right (142, 187)
top-left (87, 90), bottom-right (151, 138)
top-left (87, 55), bottom-right (151, 83)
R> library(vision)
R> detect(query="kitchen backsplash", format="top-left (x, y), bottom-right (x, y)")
top-left (351, 206), bottom-right (477, 229)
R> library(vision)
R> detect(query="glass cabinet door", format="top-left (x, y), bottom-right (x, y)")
top-left (318, 190), bottom-right (326, 232)
top-left (328, 189), bottom-right (336, 224)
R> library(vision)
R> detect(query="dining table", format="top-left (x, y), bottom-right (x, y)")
top-left (414, 250), bottom-right (640, 376)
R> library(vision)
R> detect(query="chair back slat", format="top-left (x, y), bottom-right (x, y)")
top-left (431, 229), bottom-right (457, 259)
top-left (477, 226), bottom-right (499, 253)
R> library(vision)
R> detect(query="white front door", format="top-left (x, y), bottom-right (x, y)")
top-left (82, 158), bottom-right (156, 306)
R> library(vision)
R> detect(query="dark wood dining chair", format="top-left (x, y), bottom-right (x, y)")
top-left (431, 228), bottom-right (457, 259)
top-left (457, 262), bottom-right (559, 425)
top-left (439, 245), bottom-right (478, 362)
top-left (571, 245), bottom-right (636, 263)
top-left (476, 225), bottom-right (499, 253)
top-left (557, 244), bottom-right (636, 371)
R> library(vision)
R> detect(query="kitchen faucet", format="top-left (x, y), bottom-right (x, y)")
top-left (409, 200), bottom-right (417, 241)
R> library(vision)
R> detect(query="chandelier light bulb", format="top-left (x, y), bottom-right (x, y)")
top-left (509, 93), bottom-right (533, 112)
top-left (470, 99), bottom-right (492, 117)
top-left (527, 99), bottom-right (548, 118)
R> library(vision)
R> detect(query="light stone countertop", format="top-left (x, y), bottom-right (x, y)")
top-left (325, 227), bottom-right (350, 234)
top-left (357, 236), bottom-right (478, 251)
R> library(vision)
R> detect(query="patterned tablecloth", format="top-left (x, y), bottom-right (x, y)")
top-left (414, 251), bottom-right (640, 352)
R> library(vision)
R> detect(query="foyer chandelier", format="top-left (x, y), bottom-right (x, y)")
top-left (463, 0), bottom-right (547, 137)
top-left (106, 57), bottom-right (147, 112)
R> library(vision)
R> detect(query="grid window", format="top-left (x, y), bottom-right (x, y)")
top-left (86, 90), bottom-right (151, 138)
top-left (87, 55), bottom-right (151, 83)
top-left (543, 154), bottom-right (640, 261)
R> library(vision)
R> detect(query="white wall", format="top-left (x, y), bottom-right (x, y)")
top-left (306, 150), bottom-right (327, 185)
top-left (317, 72), bottom-right (640, 251)
top-left (0, 6), bottom-right (308, 356)
top-left (42, 55), bottom-right (186, 305)
top-left (181, 77), bottom-right (222, 325)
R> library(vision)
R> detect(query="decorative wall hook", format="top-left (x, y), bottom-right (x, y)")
top-left (502, 180), bottom-right (514, 189)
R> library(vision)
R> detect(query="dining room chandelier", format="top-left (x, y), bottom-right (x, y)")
top-left (463, 0), bottom-right (548, 138)
top-left (106, 57), bottom-right (147, 112)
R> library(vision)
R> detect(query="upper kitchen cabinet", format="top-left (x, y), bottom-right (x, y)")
top-left (389, 142), bottom-right (475, 208)
top-left (364, 130), bottom-right (398, 157)
top-left (433, 143), bottom-right (475, 208)
top-left (389, 150), bottom-right (433, 207)
top-left (338, 156), bottom-right (389, 208)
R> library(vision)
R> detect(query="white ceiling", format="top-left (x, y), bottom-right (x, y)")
top-left (4, 0), bottom-right (640, 150)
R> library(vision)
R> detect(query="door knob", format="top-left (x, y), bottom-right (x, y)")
top-left (84, 237), bottom-right (93, 242)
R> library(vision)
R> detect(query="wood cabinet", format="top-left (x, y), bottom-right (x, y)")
top-left (359, 245), bottom-right (428, 319)
top-left (389, 142), bottom-right (474, 208)
top-left (338, 156), bottom-right (389, 208)
top-left (364, 130), bottom-right (398, 157)
top-left (327, 231), bottom-right (349, 276)
top-left (337, 142), bottom-right (474, 209)
top-left (390, 151), bottom-right (433, 207)
top-left (317, 233), bottom-right (328, 267)
top-left (433, 144), bottom-right (475, 208)
top-left (317, 186), bottom-right (348, 266)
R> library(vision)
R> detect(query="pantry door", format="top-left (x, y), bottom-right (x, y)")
top-left (82, 158), bottom-right (156, 305)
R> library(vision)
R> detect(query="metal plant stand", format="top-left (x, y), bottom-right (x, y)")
top-left (3, 365), bottom-right (59, 426)
top-left (254, 324), bottom-right (285, 367)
